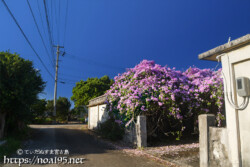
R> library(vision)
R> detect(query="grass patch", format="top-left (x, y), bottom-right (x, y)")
top-left (0, 138), bottom-right (21, 161)
top-left (0, 126), bottom-right (32, 162)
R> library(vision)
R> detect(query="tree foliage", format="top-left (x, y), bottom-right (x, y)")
top-left (70, 106), bottom-right (87, 118)
top-left (46, 100), bottom-right (54, 117)
top-left (71, 75), bottom-right (114, 107)
top-left (56, 97), bottom-right (71, 122)
top-left (46, 97), bottom-right (71, 122)
top-left (30, 99), bottom-right (47, 119)
top-left (0, 52), bottom-right (45, 139)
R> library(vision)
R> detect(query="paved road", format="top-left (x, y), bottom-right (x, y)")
top-left (3, 124), bottom-right (165, 167)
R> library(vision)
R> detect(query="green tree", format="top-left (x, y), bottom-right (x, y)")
top-left (71, 75), bottom-right (114, 107)
top-left (45, 98), bottom-right (71, 122)
top-left (46, 100), bottom-right (54, 117)
top-left (0, 52), bottom-right (45, 139)
top-left (31, 99), bottom-right (47, 119)
top-left (70, 106), bottom-right (87, 120)
top-left (56, 97), bottom-right (71, 122)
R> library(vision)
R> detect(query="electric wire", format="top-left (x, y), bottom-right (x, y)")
top-left (26, 0), bottom-right (55, 70)
top-left (43, 0), bottom-right (55, 63)
top-left (1, 0), bottom-right (54, 80)
top-left (58, 0), bottom-right (61, 44)
top-left (48, 0), bottom-right (54, 45)
top-left (63, 0), bottom-right (69, 46)
top-left (59, 77), bottom-right (79, 82)
top-left (36, 0), bottom-right (49, 49)
top-left (217, 54), bottom-right (249, 110)
top-left (59, 72), bottom-right (85, 79)
top-left (53, 0), bottom-right (58, 44)
top-left (58, 77), bottom-right (79, 85)
top-left (65, 52), bottom-right (126, 71)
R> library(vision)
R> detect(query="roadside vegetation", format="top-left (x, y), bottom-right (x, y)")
top-left (98, 117), bottom-right (124, 141)
top-left (105, 60), bottom-right (224, 141)
top-left (0, 51), bottom-right (45, 139)
top-left (71, 75), bottom-right (114, 107)
top-left (0, 51), bottom-right (224, 161)
top-left (0, 52), bottom-right (44, 158)
top-left (0, 126), bottom-right (32, 161)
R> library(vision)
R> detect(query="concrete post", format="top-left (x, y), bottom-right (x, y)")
top-left (199, 114), bottom-right (216, 167)
top-left (136, 115), bottom-right (147, 148)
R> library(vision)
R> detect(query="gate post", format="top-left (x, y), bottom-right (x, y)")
top-left (136, 115), bottom-right (147, 148)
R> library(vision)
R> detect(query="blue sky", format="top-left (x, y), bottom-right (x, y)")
top-left (1, 0), bottom-right (250, 107)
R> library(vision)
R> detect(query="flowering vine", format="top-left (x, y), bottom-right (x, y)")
top-left (106, 60), bottom-right (224, 139)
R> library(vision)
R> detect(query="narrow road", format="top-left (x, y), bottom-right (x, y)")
top-left (3, 124), bottom-right (165, 167)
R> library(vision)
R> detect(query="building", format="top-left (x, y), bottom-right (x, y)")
top-left (199, 34), bottom-right (250, 167)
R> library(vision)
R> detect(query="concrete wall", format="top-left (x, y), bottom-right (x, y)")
top-left (199, 114), bottom-right (231, 167)
top-left (199, 44), bottom-right (250, 167)
top-left (123, 124), bottom-right (137, 146)
top-left (88, 106), bottom-right (98, 129)
top-left (123, 115), bottom-right (147, 148)
top-left (220, 44), bottom-right (250, 167)
top-left (88, 96), bottom-right (147, 148)
top-left (88, 95), bottom-right (108, 130)
top-left (209, 127), bottom-right (230, 167)
top-left (198, 35), bottom-right (250, 167)
top-left (98, 104), bottom-right (108, 124)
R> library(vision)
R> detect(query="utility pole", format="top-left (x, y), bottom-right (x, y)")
top-left (53, 45), bottom-right (64, 122)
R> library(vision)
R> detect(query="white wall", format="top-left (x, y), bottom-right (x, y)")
top-left (98, 104), bottom-right (108, 123)
top-left (89, 106), bottom-right (98, 129)
top-left (88, 104), bottom-right (108, 130)
top-left (221, 44), bottom-right (250, 167)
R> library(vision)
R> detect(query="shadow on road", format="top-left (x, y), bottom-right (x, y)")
top-left (25, 125), bottom-right (115, 157)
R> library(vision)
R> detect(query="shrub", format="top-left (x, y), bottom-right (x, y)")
top-left (44, 117), bottom-right (53, 124)
top-left (0, 138), bottom-right (20, 161)
top-left (106, 60), bottom-right (224, 139)
top-left (98, 117), bottom-right (124, 141)
top-left (79, 118), bottom-right (85, 123)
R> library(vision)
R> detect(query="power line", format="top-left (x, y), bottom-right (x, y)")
top-left (60, 63), bottom-right (111, 76)
top-left (50, 0), bottom-right (53, 40)
top-left (63, 0), bottom-right (69, 46)
top-left (59, 77), bottom-right (79, 83)
top-left (60, 81), bottom-right (76, 85)
top-left (53, 0), bottom-right (58, 45)
top-left (53, 0), bottom-right (60, 44)
top-left (36, 0), bottom-right (49, 48)
top-left (1, 0), bottom-right (54, 80)
top-left (58, 78), bottom-right (78, 85)
top-left (58, 0), bottom-right (61, 44)
top-left (26, 0), bottom-right (55, 70)
top-left (65, 52), bottom-right (126, 71)
top-left (43, 0), bottom-right (55, 63)
top-left (48, 0), bottom-right (54, 45)
top-left (59, 72), bottom-right (85, 79)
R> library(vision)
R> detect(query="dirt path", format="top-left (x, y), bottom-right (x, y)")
top-left (3, 124), bottom-right (166, 167)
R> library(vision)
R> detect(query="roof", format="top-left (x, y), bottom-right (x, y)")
top-left (198, 34), bottom-right (250, 61)
top-left (88, 94), bottom-right (107, 107)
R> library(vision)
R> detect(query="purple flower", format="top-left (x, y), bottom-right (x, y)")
top-left (106, 60), bottom-right (224, 128)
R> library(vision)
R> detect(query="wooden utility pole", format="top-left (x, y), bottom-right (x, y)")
top-left (53, 45), bottom-right (64, 121)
